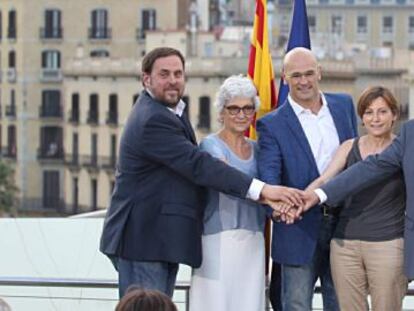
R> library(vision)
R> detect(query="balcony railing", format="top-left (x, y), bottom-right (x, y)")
top-left (0, 146), bottom-right (17, 159)
top-left (101, 156), bottom-right (117, 170)
top-left (65, 153), bottom-right (80, 166)
top-left (106, 111), bottom-right (118, 125)
top-left (40, 69), bottom-right (62, 82)
top-left (39, 105), bottom-right (63, 118)
top-left (7, 68), bottom-right (16, 83)
top-left (68, 110), bottom-right (80, 124)
top-left (7, 28), bottom-right (16, 39)
top-left (5, 105), bottom-right (16, 118)
top-left (37, 146), bottom-right (64, 159)
top-left (87, 111), bottom-right (99, 125)
top-left (88, 27), bottom-right (112, 40)
top-left (39, 27), bottom-right (63, 39)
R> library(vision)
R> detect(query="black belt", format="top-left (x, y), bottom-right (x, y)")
top-left (320, 204), bottom-right (340, 217)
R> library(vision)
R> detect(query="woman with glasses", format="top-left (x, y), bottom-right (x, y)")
top-left (189, 75), bottom-right (266, 311)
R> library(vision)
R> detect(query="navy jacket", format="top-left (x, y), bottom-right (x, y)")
top-left (100, 91), bottom-right (252, 268)
top-left (257, 93), bottom-right (357, 265)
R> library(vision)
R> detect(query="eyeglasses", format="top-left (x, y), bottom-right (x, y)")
top-left (225, 105), bottom-right (256, 116)
top-left (285, 69), bottom-right (317, 81)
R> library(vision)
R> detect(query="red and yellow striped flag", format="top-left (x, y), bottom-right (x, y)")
top-left (247, 0), bottom-right (277, 139)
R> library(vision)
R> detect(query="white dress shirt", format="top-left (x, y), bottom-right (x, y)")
top-left (288, 93), bottom-right (340, 175)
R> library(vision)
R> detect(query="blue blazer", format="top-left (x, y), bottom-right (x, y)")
top-left (257, 93), bottom-right (357, 265)
top-left (322, 120), bottom-right (414, 278)
top-left (100, 91), bottom-right (252, 268)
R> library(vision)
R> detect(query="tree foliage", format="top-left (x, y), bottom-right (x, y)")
top-left (0, 160), bottom-right (18, 216)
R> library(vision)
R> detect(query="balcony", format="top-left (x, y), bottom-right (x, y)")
top-left (7, 28), bottom-right (16, 40)
top-left (101, 156), bottom-right (117, 172)
top-left (87, 111), bottom-right (99, 125)
top-left (68, 110), bottom-right (80, 124)
top-left (88, 27), bottom-right (112, 40)
top-left (105, 111), bottom-right (118, 126)
top-left (0, 146), bottom-right (17, 159)
top-left (136, 28), bottom-right (146, 41)
top-left (40, 69), bottom-right (62, 82)
top-left (5, 105), bottom-right (16, 118)
top-left (39, 27), bottom-right (63, 40)
top-left (37, 145), bottom-right (64, 160)
top-left (39, 105), bottom-right (63, 119)
top-left (81, 155), bottom-right (100, 173)
top-left (65, 153), bottom-right (80, 171)
top-left (7, 68), bottom-right (17, 83)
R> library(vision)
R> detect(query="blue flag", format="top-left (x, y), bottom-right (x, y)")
top-left (277, 0), bottom-right (311, 107)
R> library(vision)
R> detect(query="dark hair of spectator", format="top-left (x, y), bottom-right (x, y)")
top-left (115, 288), bottom-right (177, 311)
top-left (141, 47), bottom-right (185, 74)
top-left (357, 86), bottom-right (400, 119)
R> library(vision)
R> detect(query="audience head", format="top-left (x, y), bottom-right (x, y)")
top-left (115, 288), bottom-right (177, 311)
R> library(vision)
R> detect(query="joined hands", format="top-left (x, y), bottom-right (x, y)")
top-left (260, 185), bottom-right (322, 224)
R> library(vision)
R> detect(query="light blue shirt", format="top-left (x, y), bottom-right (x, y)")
top-left (200, 134), bottom-right (266, 235)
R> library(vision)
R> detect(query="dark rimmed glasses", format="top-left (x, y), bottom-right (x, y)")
top-left (225, 105), bottom-right (256, 116)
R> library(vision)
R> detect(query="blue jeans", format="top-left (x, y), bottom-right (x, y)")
top-left (118, 258), bottom-right (179, 298)
top-left (281, 215), bottom-right (339, 311)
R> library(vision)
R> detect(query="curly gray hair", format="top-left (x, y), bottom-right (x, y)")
top-left (215, 75), bottom-right (260, 113)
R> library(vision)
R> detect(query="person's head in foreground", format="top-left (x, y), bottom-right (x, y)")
top-left (115, 288), bottom-right (178, 311)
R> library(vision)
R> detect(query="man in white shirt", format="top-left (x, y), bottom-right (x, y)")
top-left (257, 47), bottom-right (358, 311)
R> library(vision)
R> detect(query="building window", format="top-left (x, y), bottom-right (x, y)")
top-left (110, 134), bottom-right (117, 167)
top-left (39, 126), bottom-right (63, 158)
top-left (72, 177), bottom-right (79, 214)
top-left (138, 9), bottom-right (156, 39)
top-left (382, 16), bottom-right (393, 34)
top-left (42, 9), bottom-right (62, 39)
top-left (90, 49), bottom-right (110, 58)
top-left (90, 9), bottom-right (110, 39)
top-left (107, 94), bottom-right (118, 125)
top-left (7, 10), bottom-right (16, 39)
top-left (6, 90), bottom-right (16, 117)
top-left (72, 132), bottom-right (79, 165)
top-left (7, 125), bottom-right (16, 157)
top-left (91, 133), bottom-right (98, 166)
top-left (91, 179), bottom-right (98, 211)
top-left (198, 96), bottom-right (211, 130)
top-left (43, 171), bottom-right (60, 209)
top-left (8, 50), bottom-right (15, 68)
top-left (308, 15), bottom-right (316, 33)
top-left (41, 50), bottom-right (61, 69)
top-left (409, 16), bottom-right (414, 33)
top-left (41, 90), bottom-right (61, 117)
top-left (357, 16), bottom-right (367, 34)
top-left (7, 52), bottom-right (16, 82)
top-left (0, 11), bottom-right (3, 40)
top-left (370, 0), bottom-right (380, 4)
top-left (70, 93), bottom-right (80, 123)
top-left (88, 94), bottom-right (99, 124)
top-left (331, 15), bottom-right (342, 35)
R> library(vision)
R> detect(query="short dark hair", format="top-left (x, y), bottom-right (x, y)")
top-left (357, 86), bottom-right (400, 119)
top-left (115, 289), bottom-right (177, 311)
top-left (141, 47), bottom-right (185, 74)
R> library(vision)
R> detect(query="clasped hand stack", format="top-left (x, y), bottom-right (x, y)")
top-left (260, 185), bottom-right (318, 224)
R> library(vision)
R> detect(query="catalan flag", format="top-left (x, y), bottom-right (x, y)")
top-left (247, 0), bottom-right (277, 139)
